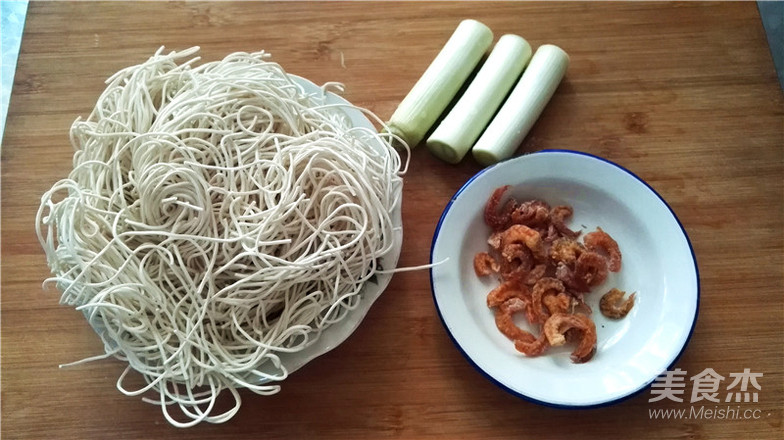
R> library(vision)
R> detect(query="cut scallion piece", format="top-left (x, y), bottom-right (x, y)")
top-left (387, 19), bottom-right (493, 148)
top-left (426, 34), bottom-right (532, 163)
top-left (471, 44), bottom-right (569, 166)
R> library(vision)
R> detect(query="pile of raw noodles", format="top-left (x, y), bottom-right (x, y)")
top-left (36, 47), bottom-right (407, 427)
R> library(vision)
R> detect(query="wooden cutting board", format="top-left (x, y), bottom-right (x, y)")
top-left (2, 2), bottom-right (782, 439)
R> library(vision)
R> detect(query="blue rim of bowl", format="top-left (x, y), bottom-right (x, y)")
top-left (428, 149), bottom-right (701, 409)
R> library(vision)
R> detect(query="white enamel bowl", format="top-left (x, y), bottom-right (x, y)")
top-left (429, 150), bottom-right (699, 407)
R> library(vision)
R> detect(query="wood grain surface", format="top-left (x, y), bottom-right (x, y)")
top-left (2, 2), bottom-right (782, 439)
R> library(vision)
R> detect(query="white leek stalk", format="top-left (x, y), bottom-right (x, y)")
top-left (426, 34), bottom-right (532, 163)
top-left (471, 44), bottom-right (569, 166)
top-left (387, 19), bottom-right (493, 148)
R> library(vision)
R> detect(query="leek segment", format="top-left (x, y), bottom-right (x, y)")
top-left (426, 34), bottom-right (532, 164)
top-left (472, 45), bottom-right (570, 166)
top-left (386, 19), bottom-right (493, 149)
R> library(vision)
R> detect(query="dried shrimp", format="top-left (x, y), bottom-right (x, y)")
top-left (474, 252), bottom-right (500, 276)
top-left (584, 227), bottom-right (622, 272)
top-left (600, 288), bottom-right (636, 319)
top-left (483, 185), bottom-right (515, 231)
top-left (494, 298), bottom-right (537, 342)
top-left (501, 224), bottom-right (545, 261)
top-left (510, 199), bottom-right (550, 228)
top-left (486, 280), bottom-right (530, 308)
top-left (543, 313), bottom-right (597, 363)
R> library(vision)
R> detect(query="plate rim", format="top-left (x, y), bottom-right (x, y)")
top-left (428, 149), bottom-right (700, 409)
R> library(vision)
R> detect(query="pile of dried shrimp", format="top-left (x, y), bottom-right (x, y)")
top-left (473, 186), bottom-right (636, 363)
